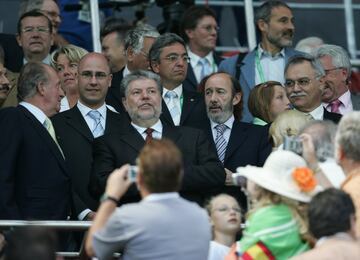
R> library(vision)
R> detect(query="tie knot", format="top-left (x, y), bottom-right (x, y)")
top-left (331, 99), bottom-right (342, 106)
top-left (88, 110), bottom-right (101, 121)
top-left (145, 128), bottom-right (154, 135)
top-left (165, 90), bottom-right (178, 99)
top-left (198, 58), bottom-right (208, 66)
top-left (215, 124), bottom-right (227, 134)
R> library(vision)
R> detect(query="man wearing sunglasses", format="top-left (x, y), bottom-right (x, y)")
top-left (284, 54), bottom-right (341, 123)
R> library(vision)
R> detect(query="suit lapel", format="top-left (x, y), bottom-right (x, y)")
top-left (19, 106), bottom-right (68, 173)
top-left (186, 65), bottom-right (198, 89)
top-left (119, 124), bottom-right (146, 152)
top-left (241, 50), bottom-right (256, 90)
top-left (65, 107), bottom-right (93, 142)
top-left (180, 90), bottom-right (198, 124)
top-left (160, 99), bottom-right (175, 126)
top-left (163, 125), bottom-right (181, 143)
top-left (224, 121), bottom-right (248, 163)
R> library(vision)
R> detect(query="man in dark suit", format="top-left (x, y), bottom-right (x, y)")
top-left (52, 53), bottom-right (126, 220)
top-left (90, 70), bottom-right (225, 206)
top-left (180, 6), bottom-right (222, 92)
top-left (105, 25), bottom-right (159, 113)
top-left (0, 62), bottom-right (70, 220)
top-left (284, 54), bottom-right (342, 123)
top-left (201, 72), bottom-right (272, 207)
top-left (149, 33), bottom-right (208, 129)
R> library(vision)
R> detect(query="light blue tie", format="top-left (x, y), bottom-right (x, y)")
top-left (198, 58), bottom-right (211, 82)
top-left (215, 124), bottom-right (227, 163)
top-left (165, 90), bottom-right (181, 125)
top-left (88, 110), bottom-right (104, 138)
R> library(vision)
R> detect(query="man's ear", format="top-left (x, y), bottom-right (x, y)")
top-left (151, 61), bottom-right (160, 74)
top-left (127, 47), bottom-right (134, 62)
top-left (185, 29), bottom-right (195, 41)
top-left (232, 92), bottom-right (242, 106)
top-left (257, 19), bottom-right (268, 33)
top-left (37, 82), bottom-right (46, 96)
top-left (108, 73), bottom-right (113, 88)
top-left (16, 34), bottom-right (22, 47)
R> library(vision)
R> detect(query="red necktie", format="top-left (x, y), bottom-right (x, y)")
top-left (145, 128), bottom-right (154, 143)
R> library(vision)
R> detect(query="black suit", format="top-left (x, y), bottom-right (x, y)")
top-left (183, 52), bottom-right (223, 92)
top-left (51, 106), bottom-right (126, 216)
top-left (0, 106), bottom-right (71, 220)
top-left (105, 68), bottom-right (127, 114)
top-left (205, 119), bottom-right (272, 208)
top-left (323, 108), bottom-right (342, 124)
top-left (160, 89), bottom-right (208, 130)
top-left (89, 123), bottom-right (225, 206)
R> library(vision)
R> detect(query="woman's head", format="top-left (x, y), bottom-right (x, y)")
top-left (248, 81), bottom-right (290, 123)
top-left (50, 44), bottom-right (88, 95)
top-left (206, 194), bottom-right (242, 237)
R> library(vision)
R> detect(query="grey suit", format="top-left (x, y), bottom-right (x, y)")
top-left (93, 194), bottom-right (211, 260)
top-left (219, 47), bottom-right (302, 122)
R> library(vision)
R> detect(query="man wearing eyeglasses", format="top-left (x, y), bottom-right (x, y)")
top-left (105, 24), bottom-right (159, 114)
top-left (219, 1), bottom-right (302, 123)
top-left (312, 44), bottom-right (360, 115)
top-left (149, 33), bottom-right (208, 129)
top-left (180, 5), bottom-right (222, 92)
top-left (284, 54), bottom-right (341, 123)
top-left (52, 53), bottom-right (126, 221)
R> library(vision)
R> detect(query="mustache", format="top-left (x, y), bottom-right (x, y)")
top-left (0, 85), bottom-right (10, 91)
top-left (289, 92), bottom-right (307, 98)
top-left (282, 29), bottom-right (294, 37)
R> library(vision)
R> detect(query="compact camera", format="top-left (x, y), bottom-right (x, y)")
top-left (283, 136), bottom-right (303, 155)
top-left (127, 166), bottom-right (138, 182)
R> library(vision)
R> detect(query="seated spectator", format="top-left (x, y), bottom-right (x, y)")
top-left (0, 44), bottom-right (11, 108)
top-left (206, 194), bottom-right (242, 260)
top-left (50, 44), bottom-right (88, 112)
top-left (3, 227), bottom-right (59, 260)
top-left (86, 139), bottom-right (211, 260)
top-left (295, 36), bottom-right (324, 54)
top-left (291, 188), bottom-right (360, 260)
top-left (269, 110), bottom-right (312, 148)
top-left (248, 81), bottom-right (291, 125)
top-left (227, 150), bottom-right (317, 259)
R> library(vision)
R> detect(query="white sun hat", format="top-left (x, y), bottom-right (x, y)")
top-left (235, 150), bottom-right (322, 203)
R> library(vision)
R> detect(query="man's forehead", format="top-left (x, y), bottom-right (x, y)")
top-left (269, 6), bottom-right (293, 19)
top-left (161, 43), bottom-right (186, 54)
top-left (130, 78), bottom-right (157, 88)
top-left (205, 74), bottom-right (232, 90)
top-left (21, 16), bottom-right (49, 26)
top-left (79, 56), bottom-right (110, 72)
top-left (286, 61), bottom-right (315, 77)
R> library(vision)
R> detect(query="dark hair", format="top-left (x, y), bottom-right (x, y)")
top-left (17, 62), bottom-right (49, 101)
top-left (4, 227), bottom-right (58, 260)
top-left (255, 0), bottom-right (291, 25)
top-left (308, 188), bottom-right (355, 239)
top-left (0, 44), bottom-right (4, 64)
top-left (17, 10), bottom-right (53, 35)
top-left (100, 17), bottom-right (132, 41)
top-left (248, 81), bottom-right (283, 123)
top-left (138, 139), bottom-right (183, 193)
top-left (180, 5), bottom-right (217, 43)
top-left (198, 72), bottom-right (243, 121)
top-left (149, 33), bottom-right (186, 66)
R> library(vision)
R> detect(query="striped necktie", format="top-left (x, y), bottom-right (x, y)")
top-left (165, 90), bottom-right (181, 125)
top-left (215, 124), bottom-right (228, 163)
top-left (88, 110), bottom-right (104, 138)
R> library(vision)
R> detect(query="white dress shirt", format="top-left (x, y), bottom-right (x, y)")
top-left (131, 120), bottom-right (163, 140)
top-left (77, 101), bottom-right (107, 132)
top-left (188, 47), bottom-right (217, 83)
top-left (210, 115), bottom-right (234, 144)
top-left (162, 85), bottom-right (183, 125)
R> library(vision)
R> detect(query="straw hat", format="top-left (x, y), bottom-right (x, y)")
top-left (235, 150), bottom-right (322, 203)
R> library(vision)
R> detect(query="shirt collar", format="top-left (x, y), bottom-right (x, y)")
top-left (162, 84), bottom-right (183, 99)
top-left (77, 100), bottom-right (107, 119)
top-left (123, 66), bottom-right (131, 77)
top-left (187, 46), bottom-right (214, 68)
top-left (23, 54), bottom-right (51, 65)
top-left (210, 115), bottom-right (234, 130)
top-left (143, 192), bottom-right (180, 202)
top-left (309, 104), bottom-right (325, 120)
top-left (19, 101), bottom-right (48, 124)
top-left (323, 90), bottom-right (352, 109)
top-left (258, 44), bottom-right (285, 58)
top-left (131, 119), bottom-right (163, 135)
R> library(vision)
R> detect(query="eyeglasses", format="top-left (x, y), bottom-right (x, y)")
top-left (21, 26), bottom-right (50, 34)
top-left (199, 25), bottom-right (220, 33)
top-left (162, 54), bottom-right (190, 64)
top-left (80, 71), bottom-right (109, 80)
top-left (214, 206), bottom-right (242, 213)
top-left (284, 77), bottom-right (314, 88)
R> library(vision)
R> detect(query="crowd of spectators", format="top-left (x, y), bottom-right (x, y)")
top-left (1, 0), bottom-right (360, 259)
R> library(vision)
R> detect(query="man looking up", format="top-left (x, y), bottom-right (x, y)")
top-left (219, 0), bottom-right (301, 122)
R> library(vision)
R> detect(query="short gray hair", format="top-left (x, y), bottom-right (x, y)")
top-left (295, 36), bottom-right (324, 54)
top-left (254, 0), bottom-right (291, 25)
top-left (285, 53), bottom-right (325, 78)
top-left (335, 111), bottom-right (360, 162)
top-left (299, 120), bottom-right (337, 161)
top-left (121, 70), bottom-right (162, 97)
top-left (124, 24), bottom-right (159, 54)
top-left (312, 44), bottom-right (352, 79)
top-left (149, 33), bottom-right (186, 64)
top-left (17, 62), bottom-right (50, 101)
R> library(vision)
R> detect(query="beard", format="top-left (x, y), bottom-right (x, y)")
top-left (267, 29), bottom-right (294, 49)
top-left (207, 101), bottom-right (233, 124)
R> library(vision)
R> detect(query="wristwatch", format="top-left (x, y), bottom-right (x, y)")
top-left (100, 194), bottom-right (119, 204)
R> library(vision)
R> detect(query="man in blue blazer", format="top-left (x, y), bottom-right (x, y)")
top-left (0, 62), bottom-right (71, 220)
top-left (219, 1), bottom-right (301, 123)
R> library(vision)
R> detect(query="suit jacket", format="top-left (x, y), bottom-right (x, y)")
top-left (351, 92), bottom-right (360, 111)
top-left (92, 195), bottom-right (211, 260)
top-left (323, 108), bottom-right (342, 124)
top-left (160, 88), bottom-right (208, 130)
top-left (89, 123), bottom-right (225, 206)
top-left (51, 106), bottom-right (126, 216)
top-left (219, 47), bottom-right (302, 123)
top-left (105, 68), bottom-right (127, 114)
top-left (183, 52), bottom-right (223, 92)
top-left (205, 119), bottom-right (272, 207)
top-left (0, 106), bottom-right (71, 220)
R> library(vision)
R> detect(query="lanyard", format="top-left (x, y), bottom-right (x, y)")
top-left (180, 94), bottom-right (183, 111)
top-left (255, 48), bottom-right (266, 83)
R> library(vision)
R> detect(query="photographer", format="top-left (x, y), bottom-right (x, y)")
top-left (85, 139), bottom-right (211, 260)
